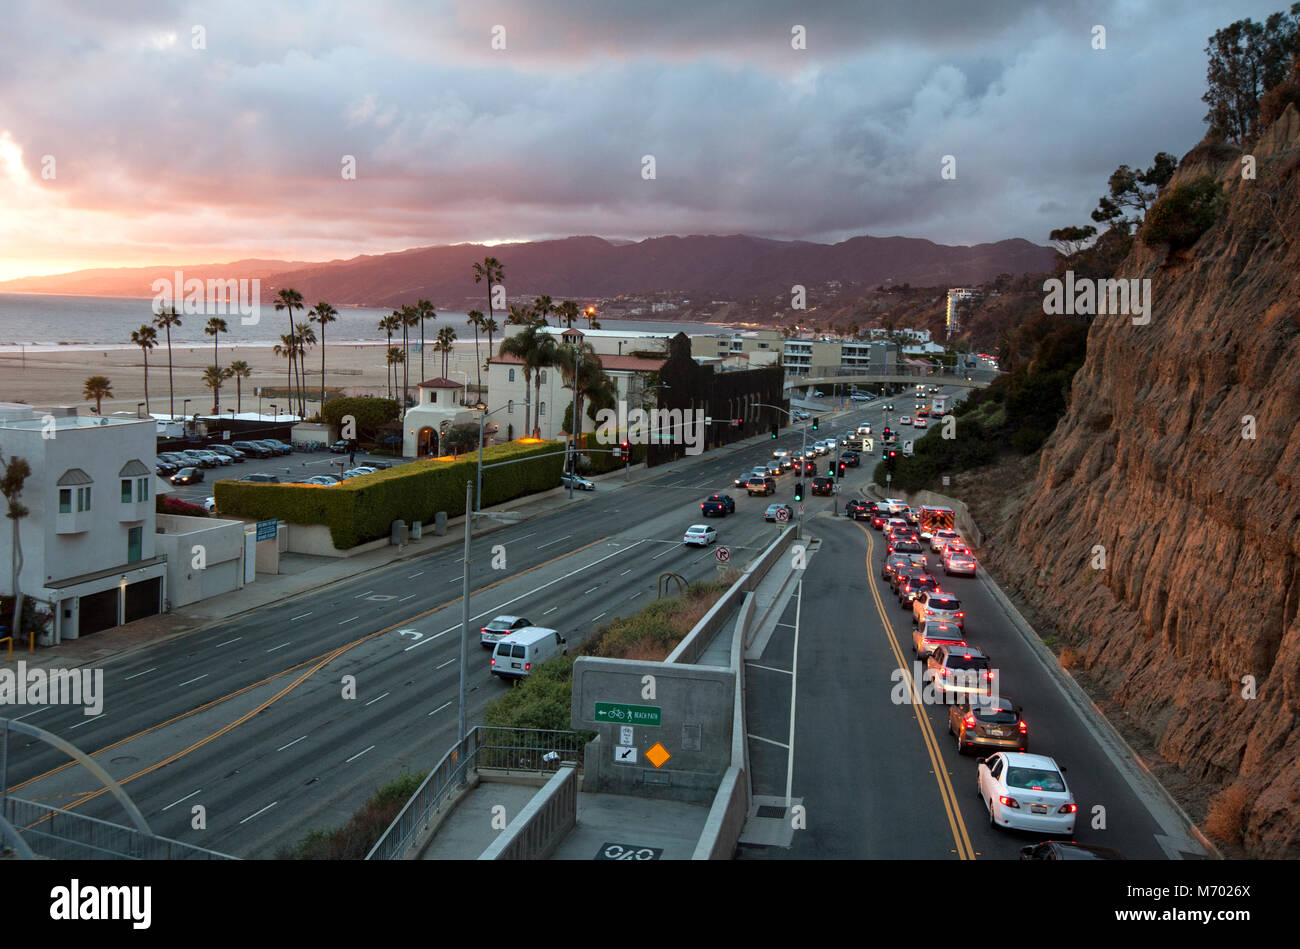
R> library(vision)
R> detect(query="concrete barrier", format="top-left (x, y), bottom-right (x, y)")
top-left (692, 766), bottom-right (748, 860)
top-left (477, 763), bottom-right (577, 860)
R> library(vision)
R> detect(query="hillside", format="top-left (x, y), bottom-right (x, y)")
top-left (971, 105), bottom-right (1300, 857)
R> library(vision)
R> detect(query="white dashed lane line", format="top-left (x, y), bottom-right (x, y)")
top-left (176, 674), bottom-right (208, 688)
top-left (345, 745), bottom-right (375, 764)
top-left (123, 668), bottom-right (156, 681)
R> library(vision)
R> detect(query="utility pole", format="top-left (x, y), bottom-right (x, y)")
top-left (458, 480), bottom-right (472, 744)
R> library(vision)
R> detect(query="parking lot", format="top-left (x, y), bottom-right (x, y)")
top-left (163, 447), bottom-right (408, 505)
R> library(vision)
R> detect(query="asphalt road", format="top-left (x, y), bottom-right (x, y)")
top-left (6, 393), bottom-right (914, 857)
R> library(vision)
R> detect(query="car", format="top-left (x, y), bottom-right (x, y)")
top-left (912, 618), bottom-right (967, 659)
top-left (914, 418), bottom-right (928, 429)
top-left (701, 493), bottom-right (735, 517)
top-left (978, 752), bottom-right (1077, 835)
top-left (810, 476), bottom-right (834, 496)
top-left (232, 440), bottom-right (272, 458)
top-left (898, 571), bottom-right (939, 606)
top-left (912, 590), bottom-right (965, 630)
top-left (931, 529), bottom-right (962, 554)
top-left (823, 438), bottom-right (838, 451)
top-left (888, 540), bottom-right (925, 560)
top-left (764, 503), bottom-right (794, 522)
top-left (683, 524), bottom-right (718, 546)
top-left (797, 459), bottom-right (817, 476)
top-left (255, 439), bottom-right (291, 456)
top-left (917, 407), bottom-right (930, 418)
top-left (870, 510), bottom-right (892, 530)
top-left (811, 390), bottom-right (825, 398)
top-left (845, 499), bottom-right (871, 520)
top-left (944, 549), bottom-right (979, 576)
top-left (306, 475), bottom-right (341, 486)
top-left (208, 445), bottom-right (245, 463)
top-left (746, 475), bottom-right (776, 497)
top-left (240, 472), bottom-right (280, 483)
top-left (203, 496), bottom-right (218, 514)
top-left (734, 471), bottom-right (755, 488)
top-left (180, 450), bottom-right (219, 468)
top-left (902, 506), bottom-right (920, 525)
top-left (792, 409), bottom-right (809, 420)
top-left (777, 455), bottom-right (795, 471)
top-left (851, 392), bottom-right (870, 402)
top-left (329, 440), bottom-right (351, 453)
top-left (950, 695), bottom-right (1027, 754)
top-left (882, 498), bottom-right (908, 514)
top-left (763, 461), bottom-right (782, 478)
top-left (856, 424), bottom-right (872, 436)
top-left (881, 552), bottom-right (913, 581)
top-left (889, 565), bottom-right (925, 596)
top-left (170, 467), bottom-right (203, 485)
top-left (1019, 841), bottom-right (1126, 860)
top-left (349, 466), bottom-right (379, 475)
top-left (560, 472), bottom-right (595, 491)
top-left (839, 451), bottom-right (860, 468)
top-left (884, 403), bottom-right (894, 411)
top-left (772, 448), bottom-right (791, 461)
top-left (480, 614), bottom-right (533, 648)
top-left (155, 461), bottom-right (178, 476)
top-left (926, 644), bottom-right (995, 696)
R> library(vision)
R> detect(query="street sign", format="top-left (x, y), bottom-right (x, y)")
top-left (942, 475), bottom-right (950, 487)
top-left (715, 546), bottom-right (731, 563)
top-left (614, 745), bottom-right (637, 764)
top-left (594, 702), bottom-right (661, 726)
top-left (645, 742), bottom-right (672, 768)
top-left (775, 507), bottom-right (790, 522)
top-left (255, 519), bottom-right (277, 542)
top-left (619, 725), bottom-right (634, 745)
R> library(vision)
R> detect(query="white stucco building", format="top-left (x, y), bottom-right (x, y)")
top-left (0, 405), bottom-right (166, 643)
top-left (401, 378), bottom-right (478, 458)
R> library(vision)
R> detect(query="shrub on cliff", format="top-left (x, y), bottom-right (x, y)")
top-left (1141, 175), bottom-right (1226, 251)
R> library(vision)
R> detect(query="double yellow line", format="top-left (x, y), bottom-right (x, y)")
top-left (853, 520), bottom-right (975, 860)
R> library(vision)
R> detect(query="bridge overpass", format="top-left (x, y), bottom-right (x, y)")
top-left (784, 365), bottom-right (1000, 391)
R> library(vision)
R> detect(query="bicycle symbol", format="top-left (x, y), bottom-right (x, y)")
top-left (602, 844), bottom-right (657, 860)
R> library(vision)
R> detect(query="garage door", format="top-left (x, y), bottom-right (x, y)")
top-left (78, 589), bottom-right (119, 636)
top-left (124, 577), bottom-right (162, 623)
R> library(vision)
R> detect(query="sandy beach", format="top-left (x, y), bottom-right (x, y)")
top-left (0, 339), bottom-right (490, 416)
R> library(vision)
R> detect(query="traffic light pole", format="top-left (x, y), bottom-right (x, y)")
top-left (752, 401), bottom-right (808, 541)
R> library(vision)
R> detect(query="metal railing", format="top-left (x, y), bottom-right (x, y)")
top-left (2, 796), bottom-right (236, 860)
top-left (365, 726), bottom-right (585, 860)
top-left (790, 365), bottom-right (999, 384)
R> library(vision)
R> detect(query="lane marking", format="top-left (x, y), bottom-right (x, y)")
top-left (345, 745), bottom-right (375, 763)
top-left (747, 662), bottom-right (792, 675)
top-left (364, 691), bottom-right (390, 707)
top-left (239, 801), bottom-right (278, 824)
top-left (124, 668), bottom-right (156, 681)
top-left (429, 702), bottom-right (451, 717)
top-left (591, 612), bottom-right (606, 622)
top-left (749, 733), bottom-right (790, 749)
top-left (69, 715), bottom-right (105, 730)
top-left (337, 615), bottom-right (360, 625)
top-left (436, 658), bottom-right (456, 670)
top-left (543, 607), bottom-right (557, 615)
top-left (583, 586), bottom-right (599, 595)
top-left (407, 572), bottom-right (423, 579)
top-left (354, 591), bottom-right (373, 599)
top-left (265, 642), bottom-right (291, 653)
top-left (214, 637), bottom-right (242, 647)
top-left (176, 674), bottom-right (208, 688)
top-left (277, 735), bottom-right (308, 752)
top-left (536, 535), bottom-right (572, 549)
top-left (399, 594), bottom-right (417, 602)
top-left (13, 706), bottom-right (51, 721)
top-left (290, 613), bottom-right (312, 621)
top-left (619, 569), bottom-right (632, 576)
top-left (161, 788), bottom-right (202, 811)
top-left (628, 592), bottom-right (642, 600)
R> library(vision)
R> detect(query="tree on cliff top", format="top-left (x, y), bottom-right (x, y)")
top-left (1203, 4), bottom-right (1300, 143)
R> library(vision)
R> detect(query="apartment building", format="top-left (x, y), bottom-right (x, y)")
top-left (0, 405), bottom-right (165, 643)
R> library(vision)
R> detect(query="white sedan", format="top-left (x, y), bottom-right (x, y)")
top-left (977, 752), bottom-right (1077, 835)
top-left (203, 497), bottom-right (218, 514)
top-left (931, 529), bottom-right (962, 553)
top-left (899, 416), bottom-right (912, 425)
top-left (561, 472), bottom-right (595, 491)
top-left (682, 524), bottom-right (718, 546)
top-left (913, 418), bottom-right (928, 429)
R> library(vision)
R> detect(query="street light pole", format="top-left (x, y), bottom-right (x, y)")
top-left (458, 479), bottom-right (472, 743)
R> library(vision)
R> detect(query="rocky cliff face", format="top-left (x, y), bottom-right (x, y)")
top-left (983, 105), bottom-right (1300, 857)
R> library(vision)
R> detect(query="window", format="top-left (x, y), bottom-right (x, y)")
top-left (59, 489), bottom-right (72, 514)
top-left (77, 486), bottom-right (92, 512)
top-left (127, 526), bottom-right (142, 563)
top-left (508, 399), bottom-right (514, 414)
top-left (137, 478), bottom-right (149, 502)
top-left (122, 479), bottom-right (133, 503)
top-left (539, 402), bottom-right (546, 417)
top-left (539, 370), bottom-right (547, 384)
top-left (508, 369), bottom-right (515, 382)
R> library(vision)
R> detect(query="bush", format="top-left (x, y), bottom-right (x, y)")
top-left (1142, 175), bottom-right (1225, 251)
top-left (281, 770), bottom-right (424, 860)
top-left (322, 397), bottom-right (400, 440)
top-left (1011, 426), bottom-right (1047, 455)
top-left (215, 440), bottom-right (565, 548)
top-left (157, 495), bottom-right (208, 517)
top-left (1204, 782), bottom-right (1251, 844)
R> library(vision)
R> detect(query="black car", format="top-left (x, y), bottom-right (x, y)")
top-left (811, 476), bottom-right (834, 496)
top-left (890, 565), bottom-right (929, 596)
top-left (898, 572), bottom-right (939, 606)
top-left (701, 493), bottom-right (736, 516)
top-left (839, 451), bottom-right (860, 468)
top-left (170, 467), bottom-right (203, 485)
top-left (329, 440), bottom-right (351, 453)
top-left (1020, 841), bottom-right (1126, 860)
top-left (155, 460), bottom-right (178, 475)
top-left (232, 440), bottom-right (272, 458)
top-left (845, 498), bottom-right (871, 520)
top-left (734, 471), bottom-right (754, 488)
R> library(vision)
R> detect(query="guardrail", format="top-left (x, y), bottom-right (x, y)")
top-left (366, 726), bottom-right (583, 860)
top-left (478, 763), bottom-right (578, 860)
top-left (2, 796), bottom-right (235, 859)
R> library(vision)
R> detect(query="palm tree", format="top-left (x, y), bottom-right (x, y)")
top-left (308, 301), bottom-right (337, 415)
top-left (497, 324), bottom-right (539, 439)
top-left (152, 304), bottom-right (182, 420)
top-left (558, 300), bottom-right (583, 329)
top-left (556, 342), bottom-right (611, 467)
top-left (482, 315), bottom-right (499, 375)
top-left (416, 299), bottom-right (436, 381)
top-left (506, 303), bottom-right (534, 326)
top-left (435, 325), bottom-right (456, 377)
top-left (400, 304), bottom-right (419, 407)
top-left (82, 375), bottom-right (113, 414)
top-left (378, 313), bottom-right (400, 399)
top-left (203, 316), bottom-right (229, 413)
top-left (585, 306), bottom-right (601, 330)
top-left (274, 334), bottom-right (296, 401)
top-left (202, 366), bottom-right (232, 414)
top-left (1, 452), bottom-right (32, 651)
top-left (228, 359), bottom-right (252, 413)
top-left (466, 309), bottom-right (485, 394)
top-left (274, 288), bottom-right (305, 415)
top-left (130, 324), bottom-right (157, 414)
top-left (472, 255), bottom-right (505, 373)
top-left (386, 347), bottom-right (405, 402)
top-left (532, 295), bottom-right (555, 327)
top-left (530, 332), bottom-right (559, 438)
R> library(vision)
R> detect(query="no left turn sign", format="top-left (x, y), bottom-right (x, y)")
top-left (775, 507), bottom-right (790, 522)
top-left (715, 546), bottom-right (731, 563)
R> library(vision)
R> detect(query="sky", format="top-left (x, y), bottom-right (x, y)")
top-left (0, 0), bottom-right (1286, 281)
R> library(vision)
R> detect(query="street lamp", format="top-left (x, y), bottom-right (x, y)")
top-left (474, 401), bottom-right (527, 513)
top-left (752, 402), bottom-right (808, 540)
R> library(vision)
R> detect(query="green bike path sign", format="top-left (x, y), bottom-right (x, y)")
top-left (594, 702), bottom-right (662, 726)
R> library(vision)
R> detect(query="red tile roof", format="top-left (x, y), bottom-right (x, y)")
top-left (417, 377), bottom-right (466, 388)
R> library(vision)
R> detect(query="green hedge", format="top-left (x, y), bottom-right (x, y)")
top-left (576, 431), bottom-right (647, 475)
top-left (214, 439), bottom-right (565, 548)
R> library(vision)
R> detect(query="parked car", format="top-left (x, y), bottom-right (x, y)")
top-left (232, 440), bottom-right (272, 458)
top-left (306, 475), bottom-right (341, 486)
top-left (155, 461), bottom-right (178, 476)
top-left (170, 467), bottom-right (203, 485)
top-left (683, 524), bottom-right (718, 546)
top-left (978, 752), bottom-right (1076, 835)
top-left (329, 440), bottom-right (351, 453)
top-left (203, 497), bottom-right (218, 514)
top-left (560, 472), bottom-right (595, 491)
top-left (701, 494), bottom-right (735, 517)
top-left (240, 473), bottom-right (280, 483)
top-left (208, 445), bottom-right (245, 463)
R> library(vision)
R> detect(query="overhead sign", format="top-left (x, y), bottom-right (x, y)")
top-left (715, 545), bottom-right (731, 563)
top-left (255, 519), bottom-right (278, 542)
top-left (594, 702), bottom-right (661, 727)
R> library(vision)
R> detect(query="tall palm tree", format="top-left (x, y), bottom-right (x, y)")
top-left (203, 316), bottom-right (229, 414)
top-left (202, 366), bottom-right (232, 414)
top-left (82, 375), bottom-right (113, 414)
top-left (400, 304), bottom-right (419, 407)
top-left (416, 299), bottom-right (436, 381)
top-left (386, 347), bottom-right (405, 402)
top-left (497, 324), bottom-right (539, 439)
top-left (0, 452), bottom-right (32, 651)
top-left (228, 359), bottom-right (252, 413)
top-left (274, 288), bottom-right (305, 415)
top-left (557, 300), bottom-right (583, 329)
top-left (556, 342), bottom-right (611, 466)
top-left (585, 306), bottom-right (601, 330)
top-left (506, 303), bottom-right (534, 326)
top-left (130, 324), bottom-right (157, 414)
top-left (294, 323), bottom-right (316, 415)
top-left (482, 315), bottom-right (499, 375)
top-left (378, 313), bottom-right (400, 399)
top-left (466, 309), bottom-right (485, 393)
top-left (273, 334), bottom-right (296, 403)
top-left (152, 304), bottom-right (182, 420)
top-left (530, 333), bottom-right (559, 438)
top-left (435, 325), bottom-right (456, 377)
top-left (472, 255), bottom-right (504, 375)
top-left (308, 301), bottom-right (337, 415)
top-left (532, 294), bottom-right (555, 327)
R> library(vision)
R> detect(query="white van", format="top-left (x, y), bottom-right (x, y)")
top-left (490, 627), bottom-right (567, 679)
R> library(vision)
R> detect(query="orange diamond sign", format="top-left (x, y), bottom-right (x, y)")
top-left (645, 742), bottom-right (671, 769)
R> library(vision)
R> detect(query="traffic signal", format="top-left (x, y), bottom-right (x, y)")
top-left (794, 482), bottom-right (804, 501)
top-left (838, 462), bottom-right (847, 477)
top-left (886, 450), bottom-right (897, 470)
top-left (811, 417), bottom-right (819, 431)
top-left (770, 423), bottom-right (779, 439)
top-left (883, 426), bottom-right (891, 440)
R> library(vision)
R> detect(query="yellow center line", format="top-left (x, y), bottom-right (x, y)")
top-left (852, 520), bottom-right (975, 860)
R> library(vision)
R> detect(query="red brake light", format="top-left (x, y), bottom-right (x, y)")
top-left (1058, 803), bottom-right (1077, 814)
top-left (955, 611), bottom-right (964, 618)
top-left (998, 796), bottom-right (1020, 809)
top-left (525, 663), bottom-right (531, 671)
top-left (490, 658), bottom-right (496, 666)
top-left (1018, 720), bottom-right (1028, 734)
top-left (963, 714), bottom-right (976, 728)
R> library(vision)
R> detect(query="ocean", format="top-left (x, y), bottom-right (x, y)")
top-left (0, 292), bottom-right (731, 351)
